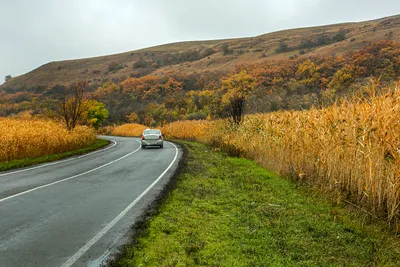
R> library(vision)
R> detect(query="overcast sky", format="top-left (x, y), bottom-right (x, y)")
top-left (1, 0), bottom-right (400, 84)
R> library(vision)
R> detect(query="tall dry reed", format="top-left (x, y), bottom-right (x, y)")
top-left (162, 83), bottom-right (400, 226)
top-left (0, 118), bottom-right (96, 162)
top-left (162, 120), bottom-right (212, 142)
top-left (111, 123), bottom-right (148, 137)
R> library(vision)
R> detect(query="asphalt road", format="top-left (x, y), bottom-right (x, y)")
top-left (0, 136), bottom-right (183, 267)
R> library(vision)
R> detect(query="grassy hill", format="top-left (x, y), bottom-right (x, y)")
top-left (2, 14), bottom-right (400, 91)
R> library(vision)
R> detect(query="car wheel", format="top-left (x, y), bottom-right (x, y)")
top-left (141, 145), bottom-right (146, 149)
top-left (160, 144), bottom-right (163, 148)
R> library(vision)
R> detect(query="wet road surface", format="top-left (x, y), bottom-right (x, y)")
top-left (0, 136), bottom-right (182, 267)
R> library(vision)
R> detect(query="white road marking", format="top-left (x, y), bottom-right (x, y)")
top-left (0, 139), bottom-right (117, 178)
top-left (60, 142), bottom-right (179, 267)
top-left (0, 141), bottom-right (141, 203)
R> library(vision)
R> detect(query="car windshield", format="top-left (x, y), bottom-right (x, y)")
top-left (144, 130), bottom-right (160, 135)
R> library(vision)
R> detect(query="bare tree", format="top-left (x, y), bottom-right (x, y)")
top-left (58, 81), bottom-right (87, 130)
top-left (229, 95), bottom-right (246, 125)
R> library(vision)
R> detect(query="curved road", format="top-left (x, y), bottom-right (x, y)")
top-left (0, 136), bottom-right (183, 267)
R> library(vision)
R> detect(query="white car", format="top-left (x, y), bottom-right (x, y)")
top-left (141, 129), bottom-right (163, 149)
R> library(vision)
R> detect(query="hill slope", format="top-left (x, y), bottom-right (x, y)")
top-left (2, 14), bottom-right (400, 90)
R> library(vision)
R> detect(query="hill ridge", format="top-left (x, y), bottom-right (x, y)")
top-left (2, 14), bottom-right (400, 90)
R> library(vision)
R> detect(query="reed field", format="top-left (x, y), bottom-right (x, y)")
top-left (111, 123), bottom-right (148, 137)
top-left (0, 118), bottom-right (96, 162)
top-left (162, 83), bottom-right (400, 226)
top-left (161, 120), bottom-right (212, 142)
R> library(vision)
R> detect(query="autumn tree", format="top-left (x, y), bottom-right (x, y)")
top-left (145, 103), bottom-right (167, 126)
top-left (126, 112), bottom-right (139, 123)
top-left (83, 100), bottom-right (109, 129)
top-left (294, 59), bottom-right (321, 92)
top-left (221, 70), bottom-right (257, 124)
top-left (165, 77), bottom-right (183, 96)
top-left (327, 64), bottom-right (356, 92)
top-left (93, 82), bottom-right (127, 123)
top-left (58, 81), bottom-right (87, 130)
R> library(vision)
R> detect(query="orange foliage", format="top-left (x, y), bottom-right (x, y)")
top-left (3, 41), bottom-right (400, 125)
top-left (122, 76), bottom-right (161, 94)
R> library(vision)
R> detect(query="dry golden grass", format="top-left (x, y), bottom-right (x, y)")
top-left (0, 118), bottom-right (96, 162)
top-left (111, 123), bottom-right (148, 137)
top-left (162, 120), bottom-right (212, 142)
top-left (163, 82), bottom-right (400, 226)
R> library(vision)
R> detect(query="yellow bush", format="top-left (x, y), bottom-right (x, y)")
top-left (0, 118), bottom-right (96, 162)
top-left (111, 123), bottom-right (148, 137)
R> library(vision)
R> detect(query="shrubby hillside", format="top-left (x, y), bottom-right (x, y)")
top-left (1, 15), bottom-right (400, 125)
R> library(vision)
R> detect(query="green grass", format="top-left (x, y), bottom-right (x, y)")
top-left (113, 142), bottom-right (400, 266)
top-left (0, 139), bottom-right (110, 172)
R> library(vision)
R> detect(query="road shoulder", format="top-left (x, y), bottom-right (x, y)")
top-left (107, 141), bottom-right (400, 266)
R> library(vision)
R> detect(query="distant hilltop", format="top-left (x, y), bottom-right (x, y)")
top-left (2, 14), bottom-right (400, 91)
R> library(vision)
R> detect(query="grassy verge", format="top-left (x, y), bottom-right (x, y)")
top-left (0, 139), bottom-right (110, 172)
top-left (112, 142), bottom-right (400, 266)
